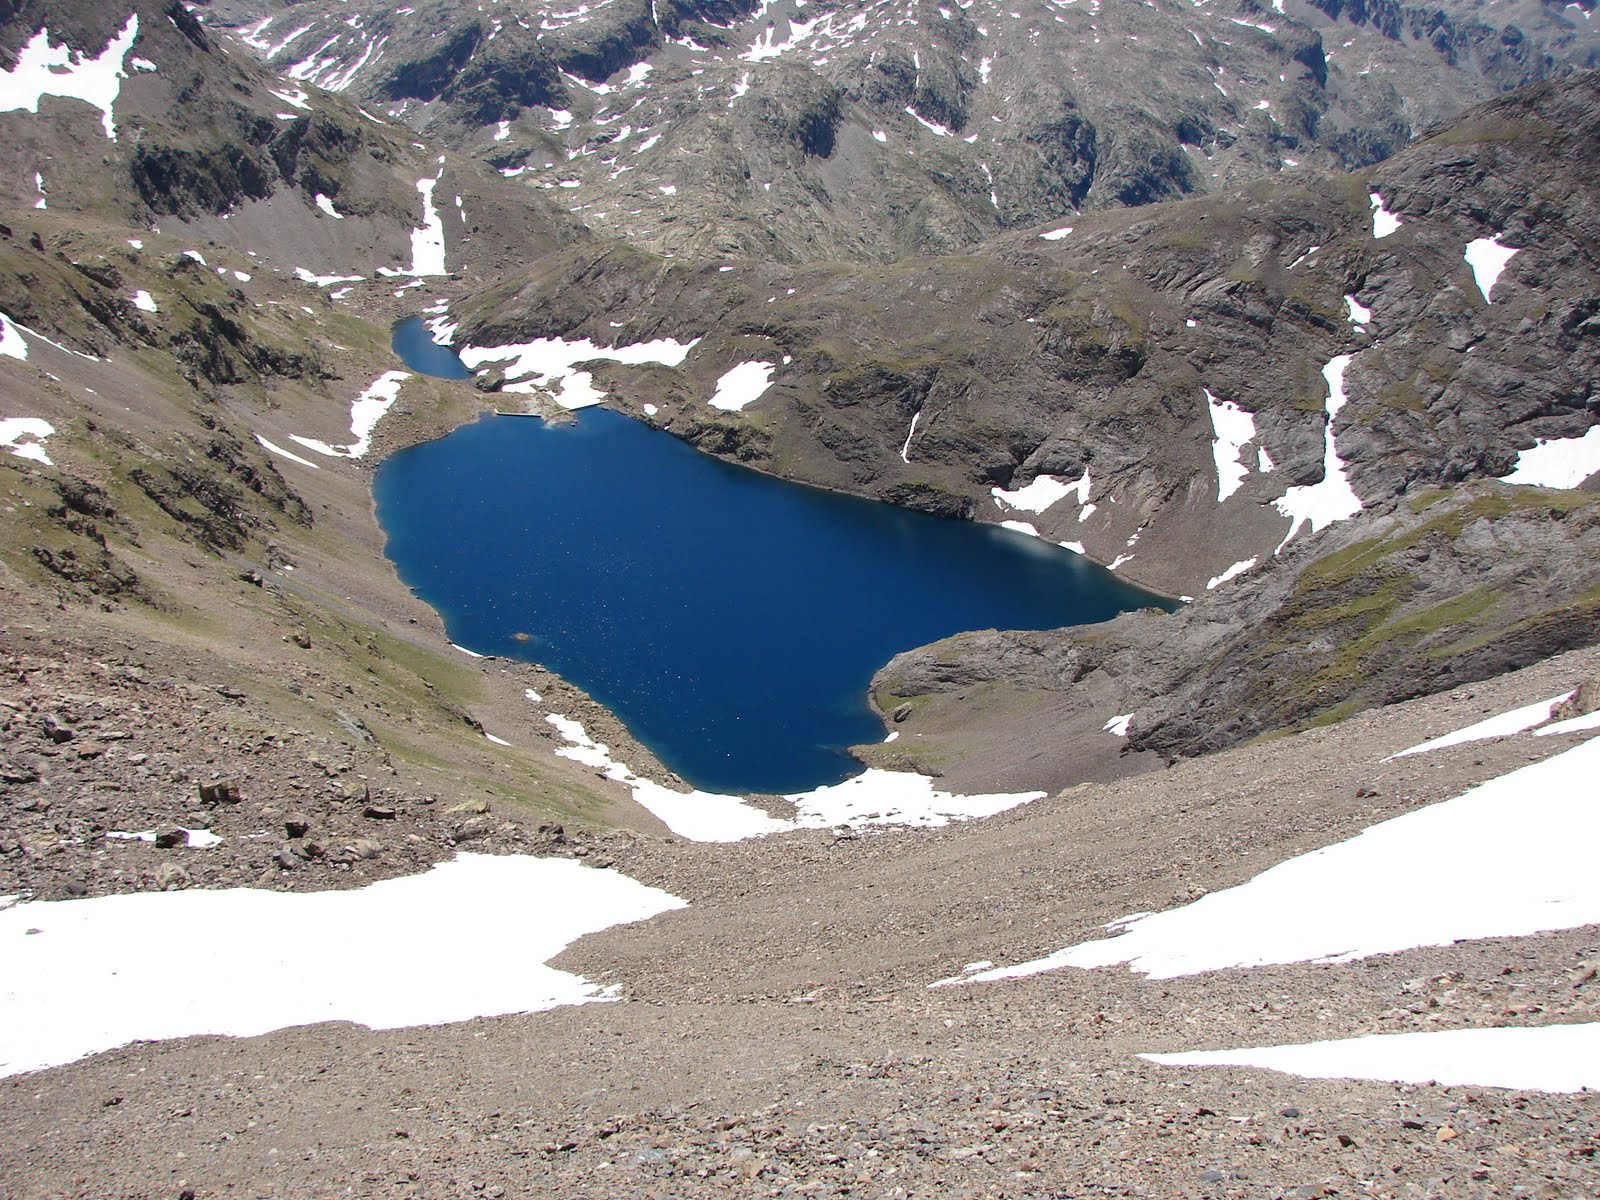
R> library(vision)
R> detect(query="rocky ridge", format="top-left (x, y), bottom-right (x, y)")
top-left (199, 0), bottom-right (1600, 263)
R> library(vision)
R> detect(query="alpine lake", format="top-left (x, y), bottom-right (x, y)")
top-left (376, 318), bottom-right (1175, 795)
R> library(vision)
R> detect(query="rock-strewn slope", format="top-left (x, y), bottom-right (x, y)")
top-left (3, 645), bottom-right (1598, 1198)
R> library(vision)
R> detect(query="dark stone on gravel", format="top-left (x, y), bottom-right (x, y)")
top-left (199, 779), bottom-right (241, 805)
top-left (284, 813), bottom-right (311, 839)
top-left (40, 714), bottom-right (75, 744)
top-left (362, 805), bottom-right (397, 820)
top-left (152, 827), bottom-right (189, 849)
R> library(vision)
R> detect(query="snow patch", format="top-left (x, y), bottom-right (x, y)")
top-left (106, 827), bottom-right (222, 849)
top-left (294, 267), bottom-right (363, 287)
top-left (1039, 226), bottom-right (1073, 241)
top-left (1206, 557), bottom-right (1257, 590)
top-left (544, 713), bottom-right (1042, 841)
top-left (0, 13), bottom-right (139, 140)
top-left (1388, 692), bottom-right (1574, 758)
top-left (945, 732), bottom-right (1600, 982)
top-left (314, 193), bottom-right (345, 219)
top-left (1499, 426), bottom-right (1600, 490)
top-left (1344, 294), bottom-right (1371, 327)
top-left (905, 106), bottom-right (952, 137)
top-left (254, 434), bottom-right (321, 470)
top-left (1273, 355), bottom-right (1362, 551)
top-left (1144, 1024), bottom-right (1600, 1094)
top-left (900, 410), bottom-right (921, 463)
top-left (992, 469), bottom-right (1090, 515)
top-left (709, 360), bottom-right (775, 411)
top-left (1464, 236), bottom-right (1519, 303)
top-left (0, 417), bottom-right (54, 465)
top-left (460, 335), bottom-right (700, 411)
top-left (1103, 714), bottom-right (1133, 737)
top-left (1369, 191), bottom-right (1401, 238)
top-left (288, 371), bottom-right (409, 459)
top-left (1205, 389), bottom-right (1256, 502)
top-left (0, 853), bottom-right (685, 1077)
top-left (131, 290), bottom-right (157, 313)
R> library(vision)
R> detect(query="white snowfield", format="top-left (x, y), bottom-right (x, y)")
top-left (944, 732), bottom-right (1600, 983)
top-left (289, 371), bottom-right (410, 459)
top-left (709, 360), bottom-right (775, 411)
top-left (1464, 235), bottom-right (1518, 302)
top-left (0, 854), bottom-right (685, 1078)
top-left (0, 13), bottom-right (139, 140)
top-left (408, 173), bottom-right (447, 275)
top-left (460, 334), bottom-right (700, 410)
top-left (1388, 690), bottom-right (1574, 758)
top-left (293, 267), bottom-right (363, 287)
top-left (1206, 556), bottom-right (1256, 590)
top-left (543, 712), bottom-right (1043, 842)
top-left (254, 434), bottom-right (321, 470)
top-left (1144, 1023), bottom-right (1600, 1094)
top-left (106, 827), bottom-right (222, 849)
top-left (1369, 191), bottom-right (1402, 238)
top-left (0, 417), bottom-right (55, 465)
top-left (1499, 425), bottom-right (1600, 490)
top-left (991, 469), bottom-right (1091, 516)
top-left (0, 313), bottom-right (28, 360)
top-left (1272, 355), bottom-right (1363, 551)
top-left (1205, 389), bottom-right (1257, 503)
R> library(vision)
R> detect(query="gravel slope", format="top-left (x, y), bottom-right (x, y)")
top-left (3, 646), bottom-right (1597, 1198)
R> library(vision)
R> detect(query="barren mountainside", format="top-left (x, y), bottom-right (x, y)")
top-left (0, 0), bottom-right (1598, 1194)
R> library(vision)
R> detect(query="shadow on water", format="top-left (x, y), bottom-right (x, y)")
top-left (392, 315), bottom-right (472, 379)
top-left (375, 408), bottom-right (1177, 795)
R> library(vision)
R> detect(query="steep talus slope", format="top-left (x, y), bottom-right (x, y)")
top-left (201, 0), bottom-right (1598, 263)
top-left (3, 644), bottom-right (1598, 1196)
top-left (0, 0), bottom-right (643, 902)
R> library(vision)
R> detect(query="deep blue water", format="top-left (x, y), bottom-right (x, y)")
top-left (374, 408), bottom-right (1173, 794)
top-left (391, 316), bottom-right (473, 379)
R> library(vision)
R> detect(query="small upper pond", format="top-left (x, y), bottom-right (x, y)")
top-left (375, 406), bottom-right (1174, 795)
top-left (391, 316), bottom-right (473, 380)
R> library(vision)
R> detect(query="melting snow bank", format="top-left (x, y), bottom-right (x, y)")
top-left (0, 13), bottom-right (139, 140)
top-left (375, 165), bottom-right (447, 277)
top-left (938, 732), bottom-right (1600, 983)
top-left (255, 434), bottom-right (322, 470)
top-left (1272, 355), bottom-right (1363, 551)
top-left (1499, 425), bottom-right (1600, 490)
top-left (1388, 691), bottom-right (1574, 758)
top-left (991, 469), bottom-right (1091, 516)
top-left (1143, 1023), bottom-right (1600, 1094)
top-left (709, 360), bottom-right (775, 411)
top-left (289, 371), bottom-right (410, 459)
top-left (1205, 389), bottom-right (1257, 502)
top-left (0, 312), bottom-right (28, 360)
top-left (1369, 191), bottom-right (1402, 239)
top-left (106, 827), bottom-right (222, 848)
top-left (0, 418), bottom-right (55, 465)
top-left (545, 713), bottom-right (1042, 842)
top-left (460, 334), bottom-right (700, 410)
top-left (0, 853), bottom-right (685, 1078)
top-left (1464, 236), bottom-right (1518, 302)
